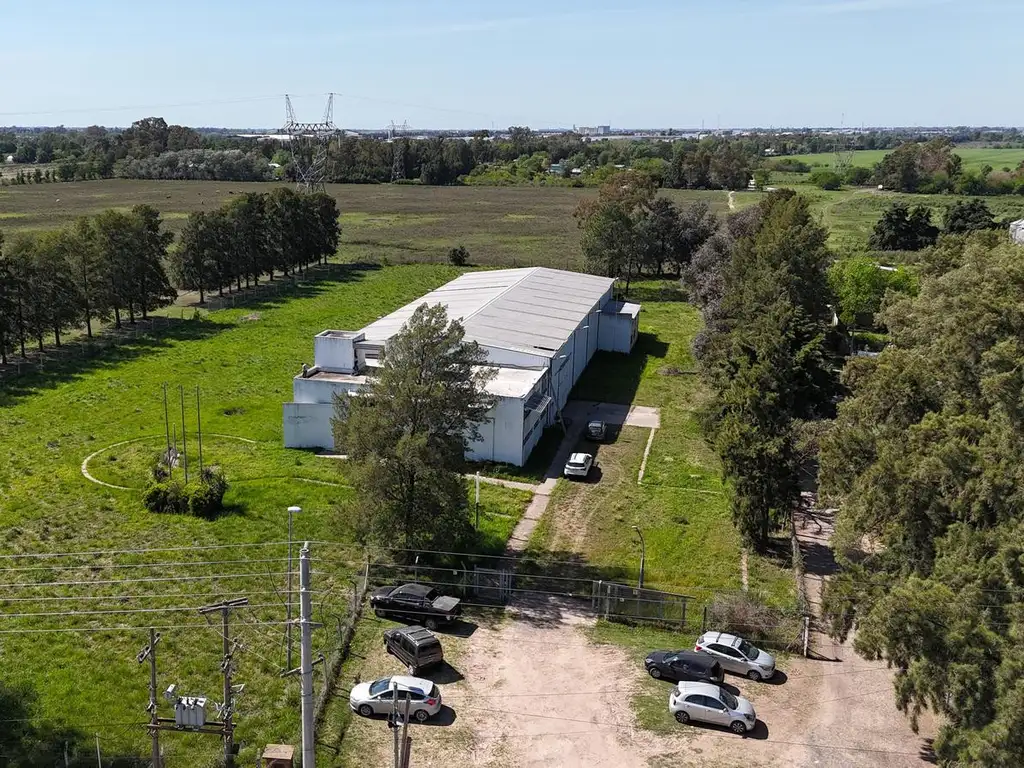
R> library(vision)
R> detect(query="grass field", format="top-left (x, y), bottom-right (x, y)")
top-left (0, 180), bottom-right (735, 271)
top-left (0, 263), bottom-right (532, 767)
top-left (790, 146), bottom-right (1024, 173)
top-left (526, 282), bottom-right (795, 608)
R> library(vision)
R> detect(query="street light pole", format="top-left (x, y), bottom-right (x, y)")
top-left (286, 505), bottom-right (302, 670)
top-left (632, 525), bottom-right (645, 590)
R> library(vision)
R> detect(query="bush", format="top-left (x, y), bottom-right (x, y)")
top-left (768, 158), bottom-right (810, 174)
top-left (448, 245), bottom-right (469, 267)
top-left (143, 464), bottom-right (228, 518)
top-left (808, 168), bottom-right (842, 190)
top-left (843, 166), bottom-right (872, 186)
top-left (707, 592), bottom-right (802, 652)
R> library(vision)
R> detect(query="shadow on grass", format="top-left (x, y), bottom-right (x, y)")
top-left (570, 332), bottom-right (670, 405)
top-left (0, 262), bottom-right (380, 408)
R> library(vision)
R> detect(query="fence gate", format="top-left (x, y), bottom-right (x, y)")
top-left (472, 567), bottom-right (513, 604)
top-left (591, 580), bottom-right (693, 627)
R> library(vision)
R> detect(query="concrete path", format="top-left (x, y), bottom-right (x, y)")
top-left (470, 474), bottom-right (539, 494)
top-left (563, 400), bottom-right (661, 429)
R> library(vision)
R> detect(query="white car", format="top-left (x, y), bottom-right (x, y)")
top-left (349, 675), bottom-right (442, 722)
top-left (563, 452), bottom-right (594, 478)
top-left (669, 681), bottom-right (756, 734)
top-left (695, 631), bottom-right (776, 681)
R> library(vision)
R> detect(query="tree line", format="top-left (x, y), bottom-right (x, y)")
top-left (0, 188), bottom-right (340, 363)
top-left (819, 230), bottom-right (1024, 766)
top-left (0, 207), bottom-right (174, 362)
top-left (168, 188), bottom-right (340, 303)
top-left (684, 190), bottom-right (837, 550)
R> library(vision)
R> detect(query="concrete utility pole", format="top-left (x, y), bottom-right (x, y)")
top-left (286, 506), bottom-right (302, 671)
top-left (632, 526), bottom-right (646, 590)
top-left (199, 597), bottom-right (248, 768)
top-left (299, 544), bottom-right (315, 768)
top-left (136, 629), bottom-right (162, 768)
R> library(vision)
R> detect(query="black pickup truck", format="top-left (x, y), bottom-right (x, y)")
top-left (370, 583), bottom-right (462, 630)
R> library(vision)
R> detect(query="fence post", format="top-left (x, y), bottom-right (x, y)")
top-left (702, 605), bottom-right (708, 634)
top-left (680, 599), bottom-right (686, 629)
top-left (803, 615), bottom-right (810, 657)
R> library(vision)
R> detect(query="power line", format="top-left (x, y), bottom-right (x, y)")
top-left (0, 619), bottom-right (297, 635)
top-left (0, 588), bottom-right (302, 603)
top-left (0, 556), bottom-right (291, 573)
top-left (0, 602), bottom-right (285, 619)
top-left (0, 540), bottom-right (293, 561)
top-left (0, 570), bottom-right (323, 590)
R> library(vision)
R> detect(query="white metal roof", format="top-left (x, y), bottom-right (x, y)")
top-left (484, 366), bottom-right (546, 399)
top-left (358, 268), bottom-right (614, 358)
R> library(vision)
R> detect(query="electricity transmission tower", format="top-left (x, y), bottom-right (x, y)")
top-left (834, 113), bottom-right (854, 175)
top-left (283, 94), bottom-right (337, 193)
top-left (388, 121), bottom-right (410, 182)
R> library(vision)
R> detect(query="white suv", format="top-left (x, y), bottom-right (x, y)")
top-left (695, 631), bottom-right (776, 681)
top-left (563, 452), bottom-right (594, 478)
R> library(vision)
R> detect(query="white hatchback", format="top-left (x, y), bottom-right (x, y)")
top-left (563, 452), bottom-right (594, 478)
top-left (349, 675), bottom-right (442, 722)
top-left (669, 681), bottom-right (756, 734)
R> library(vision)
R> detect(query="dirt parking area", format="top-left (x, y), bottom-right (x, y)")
top-left (340, 597), bottom-right (934, 768)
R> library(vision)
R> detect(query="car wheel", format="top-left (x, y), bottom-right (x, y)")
top-left (674, 710), bottom-right (689, 724)
top-left (730, 720), bottom-right (747, 735)
top-left (374, 609), bottom-right (384, 618)
top-left (425, 617), bottom-right (438, 631)
top-left (747, 669), bottom-right (762, 682)
top-left (414, 708), bottom-right (430, 723)
top-left (358, 704), bottom-right (373, 718)
top-left (648, 667), bottom-right (662, 679)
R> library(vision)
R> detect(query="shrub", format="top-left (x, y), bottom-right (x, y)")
top-left (448, 245), bottom-right (469, 267)
top-left (707, 592), bottom-right (802, 652)
top-left (143, 463), bottom-right (228, 518)
top-left (808, 168), bottom-right (842, 190)
top-left (843, 166), bottom-right (872, 186)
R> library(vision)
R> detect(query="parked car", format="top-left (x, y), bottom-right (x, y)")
top-left (563, 452), bottom-right (594, 478)
top-left (349, 675), bottom-right (442, 722)
top-left (384, 625), bottom-right (444, 674)
top-left (695, 631), bottom-right (776, 681)
top-left (669, 681), bottom-right (756, 734)
top-left (586, 420), bottom-right (608, 441)
top-left (370, 583), bottom-right (462, 630)
top-left (644, 650), bottom-right (724, 683)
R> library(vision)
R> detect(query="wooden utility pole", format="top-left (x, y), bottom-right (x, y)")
top-left (136, 629), bottom-right (162, 768)
top-left (178, 384), bottom-right (189, 483)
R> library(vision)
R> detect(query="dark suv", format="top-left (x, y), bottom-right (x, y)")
top-left (644, 650), bottom-right (724, 683)
top-left (370, 583), bottom-right (462, 630)
top-left (384, 626), bottom-right (444, 674)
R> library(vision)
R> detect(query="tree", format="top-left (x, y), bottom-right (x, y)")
top-left (333, 304), bottom-right (496, 550)
top-left (944, 199), bottom-right (997, 234)
top-left (636, 197), bottom-right (679, 275)
top-left (33, 229), bottom-right (84, 346)
top-left (170, 212), bottom-right (219, 303)
top-left (672, 200), bottom-right (719, 273)
top-left (819, 239), bottom-right (1024, 766)
top-left (827, 256), bottom-right (917, 327)
top-left (752, 168), bottom-right (771, 191)
top-left (126, 205), bottom-right (175, 320)
top-left (808, 168), bottom-right (842, 190)
top-left (0, 232), bottom-right (15, 364)
top-left (844, 166), bottom-right (872, 186)
top-left (448, 245), bottom-right (469, 266)
top-left (869, 202), bottom-right (939, 251)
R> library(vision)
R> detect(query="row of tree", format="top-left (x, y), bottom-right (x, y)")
top-left (685, 190), bottom-right (837, 550)
top-left (168, 189), bottom-right (340, 304)
top-left (574, 171), bottom-right (719, 290)
top-left (869, 198), bottom-right (1004, 251)
top-left (874, 138), bottom-right (1024, 195)
top-left (819, 231), bottom-right (1024, 765)
top-left (0, 207), bottom-right (174, 362)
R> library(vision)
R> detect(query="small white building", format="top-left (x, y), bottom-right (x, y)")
top-left (1010, 219), bottom-right (1024, 245)
top-left (283, 267), bottom-right (640, 466)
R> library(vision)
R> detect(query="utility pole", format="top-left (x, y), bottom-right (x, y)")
top-left (162, 384), bottom-right (171, 455)
top-left (400, 697), bottom-right (412, 768)
top-left (136, 629), bottom-right (162, 768)
top-left (199, 597), bottom-right (248, 768)
top-left (298, 544), bottom-right (316, 768)
top-left (178, 385), bottom-right (189, 483)
top-left (286, 506), bottom-right (302, 671)
top-left (195, 386), bottom-right (204, 474)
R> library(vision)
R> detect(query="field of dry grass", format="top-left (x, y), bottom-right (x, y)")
top-left (0, 180), bottom-right (734, 269)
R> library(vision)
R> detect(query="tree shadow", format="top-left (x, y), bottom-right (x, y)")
top-left (0, 261), bottom-right (380, 408)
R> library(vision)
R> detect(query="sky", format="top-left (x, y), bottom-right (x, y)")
top-left (0, 0), bottom-right (1019, 130)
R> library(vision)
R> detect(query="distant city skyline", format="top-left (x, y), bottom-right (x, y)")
top-left (1, 0), bottom-right (1019, 130)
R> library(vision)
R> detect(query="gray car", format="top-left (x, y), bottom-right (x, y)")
top-left (695, 631), bottom-right (776, 681)
top-left (669, 681), bottom-right (756, 734)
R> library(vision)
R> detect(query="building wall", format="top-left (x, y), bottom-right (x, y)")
top-left (598, 312), bottom-right (639, 354)
top-left (292, 376), bottom-right (362, 405)
top-left (467, 395), bottom-right (525, 465)
top-left (314, 333), bottom-right (362, 373)
top-left (284, 403), bottom-right (336, 449)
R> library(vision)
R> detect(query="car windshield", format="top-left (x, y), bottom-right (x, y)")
top-left (737, 639), bottom-right (759, 658)
top-left (369, 678), bottom-right (392, 696)
top-left (719, 689), bottom-right (739, 709)
top-left (567, 459), bottom-right (585, 467)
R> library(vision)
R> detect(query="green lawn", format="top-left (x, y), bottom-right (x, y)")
top-left (527, 283), bottom-right (795, 609)
top-left (0, 262), bottom-right (537, 767)
top-left (790, 146), bottom-right (1024, 173)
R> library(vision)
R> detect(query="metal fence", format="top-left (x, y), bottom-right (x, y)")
top-left (471, 567), bottom-right (514, 604)
top-left (591, 581), bottom-right (693, 627)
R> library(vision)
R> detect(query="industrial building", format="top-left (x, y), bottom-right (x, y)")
top-left (283, 267), bottom-right (640, 466)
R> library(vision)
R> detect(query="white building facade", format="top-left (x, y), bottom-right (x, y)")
top-left (283, 267), bottom-right (640, 466)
